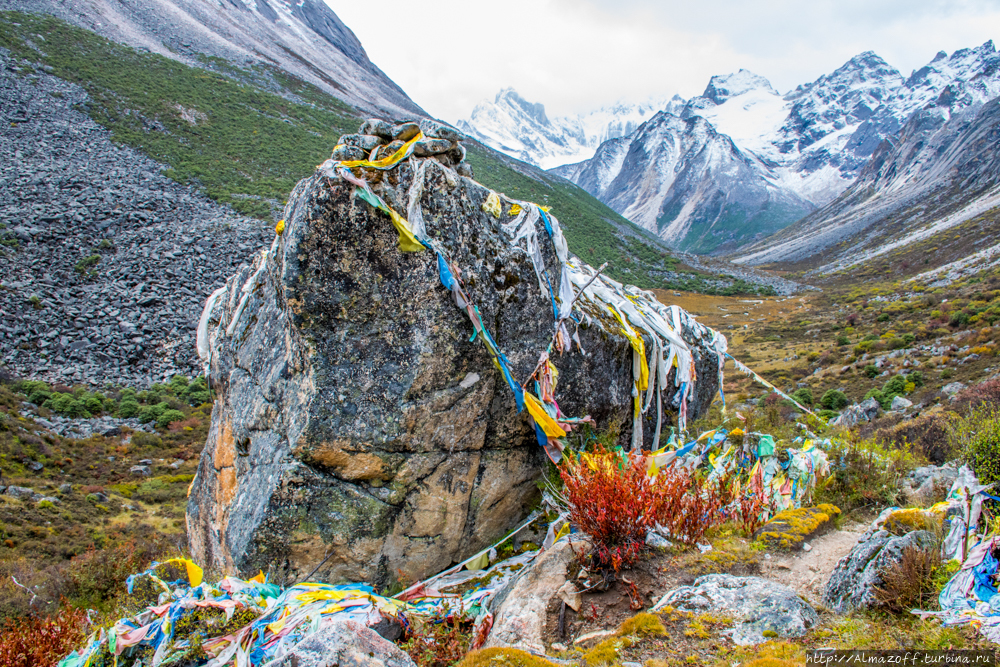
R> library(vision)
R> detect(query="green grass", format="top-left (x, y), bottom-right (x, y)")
top-left (0, 12), bottom-right (360, 219)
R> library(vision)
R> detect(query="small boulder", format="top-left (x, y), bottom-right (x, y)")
top-left (59, 483), bottom-right (73, 494)
top-left (890, 395), bottom-right (913, 411)
top-left (942, 382), bottom-right (967, 397)
top-left (266, 619), bottom-right (416, 667)
top-left (392, 122), bottom-right (421, 142)
top-left (24, 460), bottom-right (43, 472)
top-left (413, 138), bottom-right (454, 157)
top-left (653, 574), bottom-right (818, 645)
top-left (5, 485), bottom-right (38, 500)
top-left (418, 119), bottom-right (463, 142)
top-left (130, 465), bottom-right (151, 477)
top-left (339, 134), bottom-right (385, 152)
top-left (359, 119), bottom-right (393, 140)
top-left (486, 536), bottom-right (590, 654)
top-left (330, 144), bottom-right (367, 162)
top-left (823, 527), bottom-right (937, 613)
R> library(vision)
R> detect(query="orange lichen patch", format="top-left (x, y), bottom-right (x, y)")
top-left (214, 421), bottom-right (236, 470)
top-left (299, 440), bottom-right (387, 481)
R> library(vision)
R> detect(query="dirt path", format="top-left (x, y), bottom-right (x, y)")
top-left (759, 523), bottom-right (867, 606)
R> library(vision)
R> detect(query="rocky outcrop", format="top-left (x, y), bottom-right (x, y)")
top-left (0, 51), bottom-right (268, 387)
top-left (653, 574), bottom-right (819, 645)
top-left (823, 522), bottom-right (937, 613)
top-left (186, 122), bottom-right (725, 587)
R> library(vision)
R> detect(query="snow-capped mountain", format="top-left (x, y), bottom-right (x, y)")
top-left (735, 67), bottom-right (1000, 275)
top-left (457, 88), bottom-right (681, 169)
top-left (550, 41), bottom-right (1000, 254)
top-left (553, 110), bottom-right (813, 254)
top-left (0, 0), bottom-right (424, 118)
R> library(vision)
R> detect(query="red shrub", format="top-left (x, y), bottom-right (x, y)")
top-left (560, 446), bottom-right (667, 570)
top-left (0, 605), bottom-right (89, 667)
top-left (654, 467), bottom-right (731, 545)
top-left (955, 379), bottom-right (1000, 413)
top-left (560, 446), bottom-right (731, 569)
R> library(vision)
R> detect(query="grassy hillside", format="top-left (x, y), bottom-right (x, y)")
top-left (0, 11), bottom-right (359, 219)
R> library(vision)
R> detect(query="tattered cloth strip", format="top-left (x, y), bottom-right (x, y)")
top-left (913, 467), bottom-right (999, 642)
top-left (59, 561), bottom-right (407, 667)
top-left (727, 352), bottom-right (818, 418)
top-left (59, 518), bottom-right (567, 666)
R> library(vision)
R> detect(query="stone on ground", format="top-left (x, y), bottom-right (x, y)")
top-left (485, 536), bottom-right (589, 654)
top-left (655, 574), bottom-right (818, 645)
top-left (265, 619), bottom-right (416, 667)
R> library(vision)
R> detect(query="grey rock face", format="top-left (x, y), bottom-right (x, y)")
top-left (890, 395), bottom-right (913, 411)
top-left (830, 397), bottom-right (881, 427)
top-left (823, 527), bottom-right (937, 613)
top-left (265, 619), bottom-right (416, 667)
top-left (655, 574), bottom-right (818, 645)
top-left (187, 136), bottom-right (724, 587)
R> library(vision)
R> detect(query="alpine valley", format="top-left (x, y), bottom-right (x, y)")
top-left (6, 3), bottom-right (1000, 667)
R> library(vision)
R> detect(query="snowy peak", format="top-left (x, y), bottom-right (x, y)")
top-left (494, 87), bottom-right (551, 125)
top-left (458, 89), bottom-right (677, 169)
top-left (702, 70), bottom-right (778, 105)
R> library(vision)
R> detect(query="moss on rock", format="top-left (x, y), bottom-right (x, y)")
top-left (754, 504), bottom-right (841, 549)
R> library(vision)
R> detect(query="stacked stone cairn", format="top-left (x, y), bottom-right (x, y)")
top-left (331, 119), bottom-right (473, 178)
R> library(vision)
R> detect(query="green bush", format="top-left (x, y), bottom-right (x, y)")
top-left (27, 390), bottom-right (52, 405)
top-left (864, 365), bottom-right (879, 379)
top-left (836, 335), bottom-right (851, 346)
top-left (790, 387), bottom-right (813, 406)
top-left (956, 408), bottom-right (1000, 486)
top-left (82, 395), bottom-right (103, 414)
top-left (941, 368), bottom-right (955, 380)
top-left (883, 375), bottom-right (907, 398)
top-left (902, 333), bottom-right (916, 346)
top-left (865, 388), bottom-right (889, 410)
top-left (156, 409), bottom-right (186, 429)
top-left (117, 399), bottom-right (140, 419)
top-left (137, 401), bottom-right (170, 424)
top-left (42, 393), bottom-right (90, 418)
top-left (820, 389), bottom-right (850, 410)
top-left (950, 311), bottom-right (971, 328)
top-left (877, 313), bottom-right (890, 322)
top-left (908, 371), bottom-right (925, 388)
top-left (815, 437), bottom-right (915, 512)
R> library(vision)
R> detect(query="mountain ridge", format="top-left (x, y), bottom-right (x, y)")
top-left (537, 41), bottom-right (1000, 255)
top-left (0, 0), bottom-right (424, 118)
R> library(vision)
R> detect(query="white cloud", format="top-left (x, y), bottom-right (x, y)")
top-left (324, 0), bottom-right (1000, 123)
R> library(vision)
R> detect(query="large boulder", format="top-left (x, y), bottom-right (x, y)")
top-left (187, 126), bottom-right (725, 587)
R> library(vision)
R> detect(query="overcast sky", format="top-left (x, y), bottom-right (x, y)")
top-left (326, 0), bottom-right (1000, 124)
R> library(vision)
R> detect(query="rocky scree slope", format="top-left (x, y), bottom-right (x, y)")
top-left (0, 0), bottom-right (423, 118)
top-left (187, 123), bottom-right (725, 587)
top-left (549, 42), bottom-right (1000, 255)
top-left (0, 50), bottom-right (270, 387)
